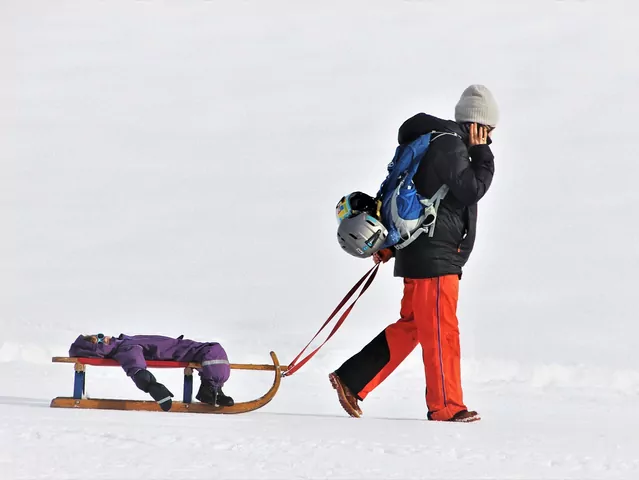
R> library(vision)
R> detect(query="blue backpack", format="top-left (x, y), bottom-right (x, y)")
top-left (376, 131), bottom-right (457, 250)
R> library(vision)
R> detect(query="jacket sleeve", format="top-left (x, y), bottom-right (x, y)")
top-left (432, 136), bottom-right (495, 206)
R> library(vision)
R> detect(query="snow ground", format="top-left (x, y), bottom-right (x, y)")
top-left (2, 0), bottom-right (639, 478)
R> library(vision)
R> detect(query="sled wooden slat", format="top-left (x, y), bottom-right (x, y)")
top-left (50, 351), bottom-right (285, 414)
top-left (51, 356), bottom-right (288, 372)
top-left (50, 396), bottom-right (275, 414)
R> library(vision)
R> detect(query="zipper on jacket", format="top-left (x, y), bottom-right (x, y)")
top-left (457, 230), bottom-right (468, 253)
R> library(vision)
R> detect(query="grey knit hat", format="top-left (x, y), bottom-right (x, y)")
top-left (454, 84), bottom-right (499, 127)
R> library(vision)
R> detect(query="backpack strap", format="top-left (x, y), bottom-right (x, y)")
top-left (430, 131), bottom-right (460, 142)
top-left (393, 184), bottom-right (449, 250)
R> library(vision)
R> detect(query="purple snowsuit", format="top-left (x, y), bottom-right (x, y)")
top-left (69, 334), bottom-right (230, 387)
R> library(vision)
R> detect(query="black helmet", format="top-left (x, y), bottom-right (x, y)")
top-left (335, 192), bottom-right (378, 224)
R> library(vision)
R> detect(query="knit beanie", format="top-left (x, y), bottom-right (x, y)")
top-left (454, 84), bottom-right (499, 127)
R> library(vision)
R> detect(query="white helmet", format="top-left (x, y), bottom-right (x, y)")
top-left (337, 211), bottom-right (388, 258)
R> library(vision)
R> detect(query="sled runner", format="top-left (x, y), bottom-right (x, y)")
top-left (50, 351), bottom-right (287, 414)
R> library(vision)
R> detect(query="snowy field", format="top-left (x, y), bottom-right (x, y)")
top-left (2, 0), bottom-right (639, 478)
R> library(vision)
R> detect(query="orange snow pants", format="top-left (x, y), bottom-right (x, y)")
top-left (334, 275), bottom-right (467, 420)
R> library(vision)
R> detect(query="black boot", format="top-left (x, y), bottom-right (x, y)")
top-left (133, 370), bottom-right (174, 411)
top-left (213, 387), bottom-right (234, 407)
top-left (148, 382), bottom-right (174, 411)
top-left (196, 381), bottom-right (234, 407)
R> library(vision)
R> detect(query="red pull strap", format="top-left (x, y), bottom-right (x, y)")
top-left (283, 263), bottom-right (380, 377)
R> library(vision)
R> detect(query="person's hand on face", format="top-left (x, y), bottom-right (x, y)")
top-left (469, 123), bottom-right (490, 147)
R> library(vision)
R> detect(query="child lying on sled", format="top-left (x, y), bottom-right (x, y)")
top-left (69, 333), bottom-right (234, 411)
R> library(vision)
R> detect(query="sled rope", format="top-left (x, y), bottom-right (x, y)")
top-left (283, 263), bottom-right (380, 377)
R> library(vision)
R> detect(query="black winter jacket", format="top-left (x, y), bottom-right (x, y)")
top-left (392, 113), bottom-right (495, 279)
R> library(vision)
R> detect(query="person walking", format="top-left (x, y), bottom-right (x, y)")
top-left (329, 85), bottom-right (499, 423)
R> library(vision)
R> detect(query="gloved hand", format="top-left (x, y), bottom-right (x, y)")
top-left (373, 248), bottom-right (394, 264)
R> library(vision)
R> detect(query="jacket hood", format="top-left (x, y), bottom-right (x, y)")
top-left (68, 334), bottom-right (118, 358)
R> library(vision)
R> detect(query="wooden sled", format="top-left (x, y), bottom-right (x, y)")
top-left (50, 351), bottom-right (288, 414)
